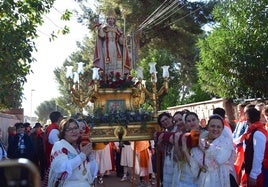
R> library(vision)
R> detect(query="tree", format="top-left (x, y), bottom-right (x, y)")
top-left (35, 98), bottom-right (68, 124)
top-left (0, 0), bottom-right (54, 109)
top-left (0, 0), bottom-right (72, 110)
top-left (197, 0), bottom-right (268, 99)
top-left (53, 37), bottom-right (94, 114)
top-left (128, 0), bottom-right (215, 107)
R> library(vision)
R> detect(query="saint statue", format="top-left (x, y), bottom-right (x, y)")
top-left (93, 10), bottom-right (131, 77)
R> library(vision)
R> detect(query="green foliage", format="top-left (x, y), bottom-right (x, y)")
top-left (179, 83), bottom-right (212, 105)
top-left (0, 0), bottom-right (55, 110)
top-left (123, 0), bottom-right (214, 106)
top-left (53, 37), bottom-right (94, 114)
top-left (35, 98), bottom-right (68, 124)
top-left (61, 9), bottom-right (72, 21)
top-left (197, 0), bottom-right (268, 99)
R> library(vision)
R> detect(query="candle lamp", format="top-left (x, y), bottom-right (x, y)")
top-left (136, 62), bottom-right (169, 118)
top-left (66, 63), bottom-right (99, 114)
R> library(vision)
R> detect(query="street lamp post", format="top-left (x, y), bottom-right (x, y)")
top-left (30, 89), bottom-right (35, 124)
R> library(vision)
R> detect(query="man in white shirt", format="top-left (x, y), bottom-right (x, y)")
top-left (45, 111), bottom-right (63, 166)
top-left (244, 107), bottom-right (268, 187)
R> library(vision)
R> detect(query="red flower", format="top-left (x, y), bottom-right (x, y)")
top-left (109, 71), bottom-right (114, 77)
top-left (110, 82), bottom-right (116, 88)
top-left (62, 148), bottom-right (68, 155)
top-left (99, 80), bottom-right (105, 85)
top-left (115, 72), bottom-right (121, 78)
top-left (118, 79), bottom-right (124, 85)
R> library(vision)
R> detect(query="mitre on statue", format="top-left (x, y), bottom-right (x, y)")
top-left (106, 8), bottom-right (117, 19)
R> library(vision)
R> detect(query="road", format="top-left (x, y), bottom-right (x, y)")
top-left (93, 172), bottom-right (158, 187)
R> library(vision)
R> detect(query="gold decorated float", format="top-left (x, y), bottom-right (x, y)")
top-left (89, 121), bottom-right (160, 142)
top-left (65, 11), bottom-right (170, 187)
top-left (66, 62), bottom-right (169, 143)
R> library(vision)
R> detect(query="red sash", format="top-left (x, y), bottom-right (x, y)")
top-left (45, 123), bottom-right (58, 165)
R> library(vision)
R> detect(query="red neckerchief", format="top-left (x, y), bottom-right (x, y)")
top-left (46, 123), bottom-right (58, 135)
top-left (242, 121), bottom-right (268, 141)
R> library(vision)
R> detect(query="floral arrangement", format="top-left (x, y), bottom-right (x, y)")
top-left (72, 108), bottom-right (153, 130)
top-left (75, 71), bottom-right (154, 129)
top-left (89, 71), bottom-right (136, 89)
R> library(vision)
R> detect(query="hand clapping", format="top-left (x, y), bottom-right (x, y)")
top-left (80, 142), bottom-right (92, 156)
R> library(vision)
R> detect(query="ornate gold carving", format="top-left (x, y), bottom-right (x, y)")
top-left (89, 121), bottom-right (160, 142)
top-left (114, 126), bottom-right (127, 139)
top-left (92, 88), bottom-right (145, 111)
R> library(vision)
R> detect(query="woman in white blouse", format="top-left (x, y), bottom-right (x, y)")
top-left (48, 118), bottom-right (98, 187)
top-left (182, 114), bottom-right (237, 187)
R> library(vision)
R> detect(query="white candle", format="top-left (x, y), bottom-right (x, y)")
top-left (142, 80), bottom-right (146, 88)
top-left (149, 62), bottom-right (157, 74)
top-left (92, 67), bottom-right (100, 80)
top-left (66, 66), bottom-right (73, 79)
top-left (77, 62), bottom-right (84, 74)
top-left (161, 66), bottom-right (170, 78)
top-left (66, 66), bottom-right (73, 78)
top-left (73, 72), bottom-right (79, 83)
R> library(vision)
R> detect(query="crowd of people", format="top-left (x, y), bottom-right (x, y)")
top-left (154, 103), bottom-right (268, 187)
top-left (0, 111), bottom-right (157, 187)
top-left (0, 102), bottom-right (267, 187)
top-left (0, 111), bottom-right (98, 187)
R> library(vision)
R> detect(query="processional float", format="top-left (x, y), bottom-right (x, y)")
top-left (65, 11), bottom-right (169, 187)
top-left (65, 62), bottom-right (169, 143)
top-left (66, 61), bottom-right (169, 187)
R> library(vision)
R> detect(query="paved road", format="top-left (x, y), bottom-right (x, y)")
top-left (93, 172), bottom-right (157, 187)
top-left (39, 171), bottom-right (158, 187)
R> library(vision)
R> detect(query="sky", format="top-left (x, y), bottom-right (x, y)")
top-left (22, 0), bottom-right (96, 117)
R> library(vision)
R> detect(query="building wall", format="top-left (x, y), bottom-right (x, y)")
top-left (0, 112), bottom-right (21, 147)
top-left (164, 98), bottom-right (237, 130)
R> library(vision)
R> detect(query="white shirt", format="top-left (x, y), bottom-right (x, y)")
top-left (233, 121), bottom-right (248, 145)
top-left (48, 129), bottom-right (60, 145)
top-left (250, 131), bottom-right (266, 179)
